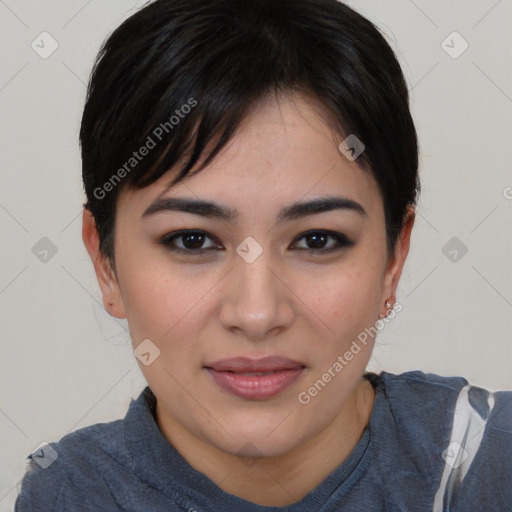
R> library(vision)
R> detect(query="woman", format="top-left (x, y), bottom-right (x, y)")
top-left (15, 0), bottom-right (511, 510)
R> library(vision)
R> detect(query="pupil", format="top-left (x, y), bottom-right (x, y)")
top-left (184, 232), bottom-right (204, 249)
top-left (307, 233), bottom-right (326, 249)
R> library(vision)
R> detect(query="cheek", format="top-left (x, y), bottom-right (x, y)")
top-left (119, 263), bottom-right (215, 390)
top-left (310, 261), bottom-right (383, 348)
top-left (116, 243), bottom-right (207, 346)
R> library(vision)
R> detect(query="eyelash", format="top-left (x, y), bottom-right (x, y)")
top-left (158, 229), bottom-right (355, 256)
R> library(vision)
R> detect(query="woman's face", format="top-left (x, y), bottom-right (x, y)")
top-left (85, 93), bottom-right (412, 458)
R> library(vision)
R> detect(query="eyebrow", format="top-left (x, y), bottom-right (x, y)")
top-left (142, 196), bottom-right (367, 223)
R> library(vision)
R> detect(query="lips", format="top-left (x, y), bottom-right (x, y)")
top-left (203, 356), bottom-right (305, 373)
top-left (203, 356), bottom-right (306, 399)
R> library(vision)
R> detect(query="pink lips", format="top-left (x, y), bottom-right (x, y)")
top-left (204, 356), bottom-right (305, 400)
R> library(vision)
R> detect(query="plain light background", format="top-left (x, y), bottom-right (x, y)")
top-left (1, 0), bottom-right (511, 509)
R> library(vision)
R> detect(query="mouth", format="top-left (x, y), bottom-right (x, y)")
top-left (203, 356), bottom-right (306, 399)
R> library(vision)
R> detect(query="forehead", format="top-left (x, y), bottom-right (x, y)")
top-left (116, 93), bottom-right (382, 220)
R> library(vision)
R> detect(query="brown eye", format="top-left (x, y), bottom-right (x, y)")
top-left (160, 230), bottom-right (222, 253)
top-left (291, 230), bottom-right (354, 253)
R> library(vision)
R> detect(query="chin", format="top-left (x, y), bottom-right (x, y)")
top-left (222, 437), bottom-right (297, 460)
top-left (211, 420), bottom-right (306, 459)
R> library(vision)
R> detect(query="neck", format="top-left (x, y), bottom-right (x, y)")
top-left (155, 377), bottom-right (375, 507)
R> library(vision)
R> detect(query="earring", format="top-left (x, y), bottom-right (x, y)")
top-left (379, 299), bottom-right (393, 319)
top-left (108, 301), bottom-right (113, 307)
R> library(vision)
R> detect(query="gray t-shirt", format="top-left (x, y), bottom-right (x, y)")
top-left (14, 370), bottom-right (512, 511)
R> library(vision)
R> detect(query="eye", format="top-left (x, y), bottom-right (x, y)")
top-left (291, 230), bottom-right (354, 254)
top-left (159, 229), bottom-right (354, 256)
top-left (159, 230), bottom-right (223, 254)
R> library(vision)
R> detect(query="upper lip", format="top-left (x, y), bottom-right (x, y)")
top-left (204, 356), bottom-right (305, 372)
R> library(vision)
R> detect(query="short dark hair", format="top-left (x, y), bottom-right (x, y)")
top-left (80, 0), bottom-right (420, 268)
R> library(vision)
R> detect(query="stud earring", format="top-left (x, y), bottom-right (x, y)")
top-left (379, 299), bottom-right (393, 319)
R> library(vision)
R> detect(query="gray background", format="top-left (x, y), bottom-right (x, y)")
top-left (1, 0), bottom-right (511, 508)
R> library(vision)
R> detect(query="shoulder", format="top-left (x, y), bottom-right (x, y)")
top-left (368, 369), bottom-right (470, 425)
top-left (369, 369), bottom-right (512, 436)
top-left (15, 417), bottom-right (128, 511)
top-left (369, 368), bottom-right (470, 396)
top-left (371, 369), bottom-right (512, 423)
top-left (367, 369), bottom-right (512, 508)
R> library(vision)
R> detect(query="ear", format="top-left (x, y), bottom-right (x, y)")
top-left (81, 208), bottom-right (126, 319)
top-left (380, 206), bottom-right (415, 313)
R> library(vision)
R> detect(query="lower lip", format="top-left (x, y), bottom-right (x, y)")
top-left (205, 367), bottom-right (304, 399)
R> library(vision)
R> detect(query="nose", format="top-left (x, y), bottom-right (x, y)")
top-left (218, 246), bottom-right (294, 341)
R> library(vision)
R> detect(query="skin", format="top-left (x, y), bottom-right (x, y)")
top-left (82, 92), bottom-right (414, 506)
